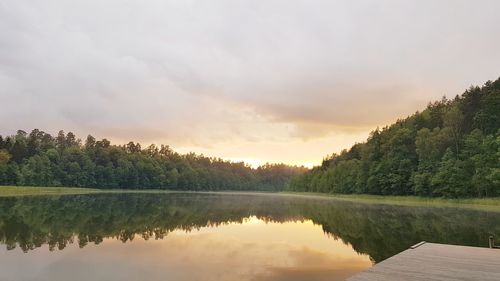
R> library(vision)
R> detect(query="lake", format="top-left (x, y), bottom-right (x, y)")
top-left (0, 193), bottom-right (499, 281)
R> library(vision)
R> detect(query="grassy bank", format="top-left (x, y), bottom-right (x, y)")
top-left (0, 186), bottom-right (103, 197)
top-left (280, 192), bottom-right (500, 211)
top-left (0, 186), bottom-right (177, 197)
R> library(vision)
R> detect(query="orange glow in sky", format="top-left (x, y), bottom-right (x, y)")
top-left (1, 1), bottom-right (499, 167)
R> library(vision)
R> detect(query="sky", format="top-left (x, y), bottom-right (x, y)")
top-left (1, 0), bottom-right (499, 167)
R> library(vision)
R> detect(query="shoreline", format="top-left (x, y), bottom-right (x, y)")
top-left (0, 186), bottom-right (499, 211)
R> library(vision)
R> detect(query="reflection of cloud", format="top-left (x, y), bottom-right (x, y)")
top-left (0, 218), bottom-right (372, 281)
top-left (251, 246), bottom-right (370, 281)
top-left (252, 267), bottom-right (358, 281)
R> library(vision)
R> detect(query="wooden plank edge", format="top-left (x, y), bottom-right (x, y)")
top-left (410, 241), bottom-right (426, 249)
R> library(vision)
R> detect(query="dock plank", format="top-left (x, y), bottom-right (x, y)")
top-left (348, 242), bottom-right (500, 281)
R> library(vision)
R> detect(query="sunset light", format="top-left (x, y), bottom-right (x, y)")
top-left (0, 1), bottom-right (499, 281)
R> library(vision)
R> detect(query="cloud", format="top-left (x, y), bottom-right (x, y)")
top-left (1, 0), bottom-right (499, 163)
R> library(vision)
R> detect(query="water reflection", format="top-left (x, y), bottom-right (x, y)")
top-left (0, 193), bottom-right (499, 280)
top-left (0, 217), bottom-right (371, 281)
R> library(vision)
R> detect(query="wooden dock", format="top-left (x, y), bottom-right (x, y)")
top-left (348, 242), bottom-right (500, 281)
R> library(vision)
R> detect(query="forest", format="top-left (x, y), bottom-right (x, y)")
top-left (0, 78), bottom-right (498, 196)
top-left (289, 78), bottom-right (499, 198)
top-left (0, 130), bottom-right (306, 191)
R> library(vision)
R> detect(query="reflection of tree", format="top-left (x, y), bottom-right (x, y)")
top-left (0, 194), bottom-right (499, 262)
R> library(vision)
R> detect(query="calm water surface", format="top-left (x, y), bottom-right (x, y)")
top-left (0, 193), bottom-right (499, 281)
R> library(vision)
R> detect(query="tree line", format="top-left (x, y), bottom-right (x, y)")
top-left (288, 78), bottom-right (499, 197)
top-left (0, 130), bottom-right (306, 190)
